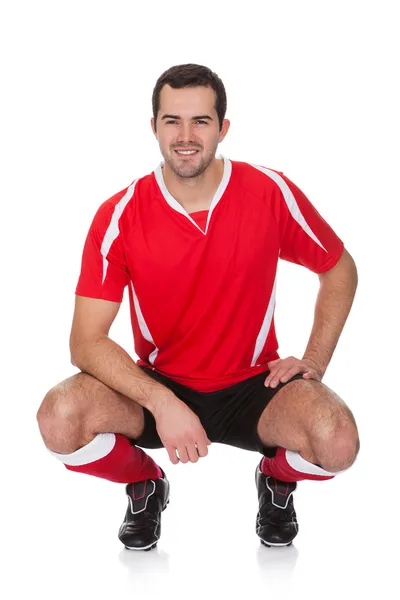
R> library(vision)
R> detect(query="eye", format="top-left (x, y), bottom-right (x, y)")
top-left (165, 120), bottom-right (207, 125)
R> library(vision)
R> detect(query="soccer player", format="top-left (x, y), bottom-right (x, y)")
top-left (36, 63), bottom-right (360, 551)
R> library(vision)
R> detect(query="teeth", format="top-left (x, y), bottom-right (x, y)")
top-left (176, 150), bottom-right (197, 155)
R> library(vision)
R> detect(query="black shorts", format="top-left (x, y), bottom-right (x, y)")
top-left (130, 366), bottom-right (305, 457)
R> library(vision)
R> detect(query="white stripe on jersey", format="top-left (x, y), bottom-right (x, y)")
top-left (130, 281), bottom-right (160, 366)
top-left (251, 164), bottom-right (328, 252)
top-left (101, 180), bottom-right (138, 284)
top-left (251, 277), bottom-right (277, 367)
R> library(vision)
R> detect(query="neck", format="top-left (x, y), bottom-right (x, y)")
top-left (162, 157), bottom-right (224, 210)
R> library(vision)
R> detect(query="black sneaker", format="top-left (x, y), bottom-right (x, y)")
top-left (118, 468), bottom-right (170, 551)
top-left (255, 459), bottom-right (298, 547)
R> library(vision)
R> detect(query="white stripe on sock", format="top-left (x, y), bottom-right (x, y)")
top-left (285, 449), bottom-right (349, 476)
top-left (48, 433), bottom-right (116, 466)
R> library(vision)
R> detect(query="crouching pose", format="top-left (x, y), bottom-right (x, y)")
top-left (37, 63), bottom-right (359, 551)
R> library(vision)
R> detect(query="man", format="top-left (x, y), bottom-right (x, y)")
top-left (36, 63), bottom-right (360, 551)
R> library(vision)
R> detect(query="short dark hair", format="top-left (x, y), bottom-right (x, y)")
top-left (152, 63), bottom-right (227, 132)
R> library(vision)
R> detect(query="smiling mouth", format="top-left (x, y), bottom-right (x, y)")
top-left (175, 150), bottom-right (200, 156)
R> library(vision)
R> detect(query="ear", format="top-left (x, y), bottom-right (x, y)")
top-left (219, 119), bottom-right (230, 143)
top-left (150, 117), bottom-right (157, 138)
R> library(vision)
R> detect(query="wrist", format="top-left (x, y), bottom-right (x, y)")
top-left (302, 355), bottom-right (326, 374)
top-left (149, 390), bottom-right (180, 419)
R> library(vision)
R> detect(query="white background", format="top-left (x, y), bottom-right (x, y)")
top-left (2, 1), bottom-right (399, 598)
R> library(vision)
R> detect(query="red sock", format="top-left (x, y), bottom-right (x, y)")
top-left (261, 447), bottom-right (347, 482)
top-left (49, 433), bottom-right (162, 483)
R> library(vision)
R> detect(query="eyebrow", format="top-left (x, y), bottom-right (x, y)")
top-left (160, 114), bottom-right (213, 121)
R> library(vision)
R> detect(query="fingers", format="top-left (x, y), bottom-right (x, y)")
top-left (267, 359), bottom-right (281, 369)
top-left (265, 367), bottom-right (300, 387)
top-left (177, 445), bottom-right (190, 463)
top-left (166, 445), bottom-right (180, 465)
top-left (265, 356), bottom-right (322, 387)
top-left (167, 435), bottom-right (211, 464)
top-left (178, 439), bottom-right (208, 463)
top-left (195, 438), bottom-right (209, 458)
top-left (280, 367), bottom-right (303, 383)
top-left (186, 444), bottom-right (200, 463)
top-left (264, 369), bottom-right (285, 387)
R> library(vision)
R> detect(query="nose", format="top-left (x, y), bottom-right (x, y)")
top-left (176, 121), bottom-right (197, 146)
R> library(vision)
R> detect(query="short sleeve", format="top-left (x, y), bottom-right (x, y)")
top-left (277, 172), bottom-right (345, 274)
top-left (75, 201), bottom-right (130, 302)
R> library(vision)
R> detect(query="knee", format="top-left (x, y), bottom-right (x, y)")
top-left (36, 387), bottom-right (82, 447)
top-left (311, 420), bottom-right (360, 472)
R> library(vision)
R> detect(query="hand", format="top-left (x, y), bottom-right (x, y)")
top-left (153, 398), bottom-right (212, 465)
top-left (264, 356), bottom-right (324, 388)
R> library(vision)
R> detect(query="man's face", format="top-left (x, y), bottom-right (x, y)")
top-left (151, 84), bottom-right (229, 179)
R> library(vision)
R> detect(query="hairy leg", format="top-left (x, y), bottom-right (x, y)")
top-left (36, 372), bottom-right (145, 453)
top-left (256, 378), bottom-right (360, 471)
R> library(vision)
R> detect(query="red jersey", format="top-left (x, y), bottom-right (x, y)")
top-left (75, 155), bottom-right (344, 392)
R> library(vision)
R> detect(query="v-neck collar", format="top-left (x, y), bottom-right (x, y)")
top-left (153, 153), bottom-right (232, 236)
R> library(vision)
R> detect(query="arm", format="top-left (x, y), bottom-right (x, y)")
top-left (70, 295), bottom-right (177, 417)
top-left (273, 171), bottom-right (357, 375)
top-left (70, 197), bottom-right (178, 417)
top-left (302, 248), bottom-right (358, 375)
top-left (70, 296), bottom-right (212, 464)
